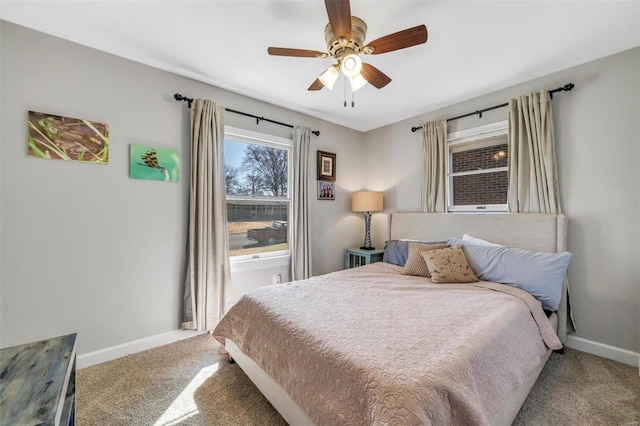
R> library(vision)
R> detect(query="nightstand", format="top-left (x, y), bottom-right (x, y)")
top-left (345, 247), bottom-right (385, 269)
top-left (0, 333), bottom-right (77, 426)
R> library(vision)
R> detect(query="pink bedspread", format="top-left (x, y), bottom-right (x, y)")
top-left (213, 262), bottom-right (561, 425)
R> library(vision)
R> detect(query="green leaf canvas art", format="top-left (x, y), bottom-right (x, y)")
top-left (28, 111), bottom-right (109, 164)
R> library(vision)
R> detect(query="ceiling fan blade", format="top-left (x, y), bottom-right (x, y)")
top-left (365, 25), bottom-right (428, 55)
top-left (268, 47), bottom-right (328, 58)
top-left (325, 0), bottom-right (352, 41)
top-left (361, 63), bottom-right (392, 89)
top-left (308, 78), bottom-right (325, 91)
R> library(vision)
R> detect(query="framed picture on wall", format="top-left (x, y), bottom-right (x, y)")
top-left (317, 150), bottom-right (336, 182)
top-left (317, 181), bottom-right (335, 200)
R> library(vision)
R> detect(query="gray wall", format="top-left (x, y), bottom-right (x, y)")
top-left (2, 20), bottom-right (637, 357)
top-left (0, 21), bottom-right (364, 355)
top-left (364, 47), bottom-right (640, 353)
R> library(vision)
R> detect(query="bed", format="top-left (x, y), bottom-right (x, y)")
top-left (213, 213), bottom-right (570, 425)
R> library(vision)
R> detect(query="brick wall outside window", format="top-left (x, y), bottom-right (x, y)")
top-left (452, 143), bottom-right (508, 172)
top-left (451, 143), bottom-right (508, 205)
top-left (453, 172), bottom-right (508, 205)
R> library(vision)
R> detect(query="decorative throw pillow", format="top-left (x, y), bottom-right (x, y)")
top-left (383, 239), bottom-right (447, 267)
top-left (401, 243), bottom-right (449, 277)
top-left (422, 246), bottom-right (479, 283)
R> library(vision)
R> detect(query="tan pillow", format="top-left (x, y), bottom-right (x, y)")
top-left (401, 243), bottom-right (450, 277)
top-left (422, 246), bottom-right (479, 283)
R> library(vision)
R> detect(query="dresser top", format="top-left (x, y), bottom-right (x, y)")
top-left (1, 333), bottom-right (77, 425)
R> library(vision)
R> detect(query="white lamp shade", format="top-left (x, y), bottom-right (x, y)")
top-left (319, 65), bottom-right (339, 90)
top-left (341, 54), bottom-right (363, 78)
top-left (352, 191), bottom-right (384, 212)
top-left (349, 73), bottom-right (367, 92)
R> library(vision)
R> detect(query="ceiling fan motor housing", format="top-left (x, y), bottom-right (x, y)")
top-left (324, 16), bottom-right (369, 61)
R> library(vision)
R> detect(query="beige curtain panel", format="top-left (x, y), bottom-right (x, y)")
top-left (421, 120), bottom-right (447, 213)
top-left (508, 90), bottom-right (562, 214)
top-left (182, 98), bottom-right (231, 332)
top-left (508, 90), bottom-right (575, 332)
top-left (291, 126), bottom-right (312, 281)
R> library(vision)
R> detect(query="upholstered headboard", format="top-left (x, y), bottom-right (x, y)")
top-left (389, 213), bottom-right (568, 343)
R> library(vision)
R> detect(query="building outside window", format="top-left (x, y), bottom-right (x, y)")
top-left (447, 121), bottom-right (508, 212)
top-left (224, 126), bottom-right (292, 260)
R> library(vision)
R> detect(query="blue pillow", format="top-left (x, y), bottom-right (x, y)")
top-left (448, 237), bottom-right (572, 311)
top-left (383, 240), bottom-right (410, 266)
top-left (383, 240), bottom-right (446, 267)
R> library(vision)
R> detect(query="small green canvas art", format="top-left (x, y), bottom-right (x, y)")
top-left (129, 144), bottom-right (179, 182)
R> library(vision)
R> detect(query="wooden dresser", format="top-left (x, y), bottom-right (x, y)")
top-left (0, 333), bottom-right (77, 425)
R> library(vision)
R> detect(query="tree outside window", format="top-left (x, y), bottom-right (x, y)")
top-left (224, 131), bottom-right (291, 259)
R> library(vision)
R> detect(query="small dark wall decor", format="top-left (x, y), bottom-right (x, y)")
top-left (318, 181), bottom-right (335, 200)
top-left (27, 111), bottom-right (109, 164)
top-left (317, 150), bottom-right (336, 182)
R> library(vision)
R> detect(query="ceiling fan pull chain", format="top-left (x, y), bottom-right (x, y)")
top-left (352, 91), bottom-right (355, 108)
top-left (343, 75), bottom-right (347, 107)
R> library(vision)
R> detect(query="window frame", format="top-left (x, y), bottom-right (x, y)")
top-left (446, 120), bottom-right (509, 213)
top-left (224, 126), bottom-right (293, 265)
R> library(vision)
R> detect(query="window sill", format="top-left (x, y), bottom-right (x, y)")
top-left (230, 254), bottom-right (290, 273)
top-left (448, 206), bottom-right (508, 213)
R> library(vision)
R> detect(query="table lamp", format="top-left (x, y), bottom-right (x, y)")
top-left (352, 191), bottom-right (384, 250)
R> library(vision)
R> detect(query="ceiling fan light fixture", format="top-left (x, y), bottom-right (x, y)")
top-left (349, 73), bottom-right (367, 92)
top-left (318, 65), bottom-right (340, 90)
top-left (341, 53), bottom-right (362, 78)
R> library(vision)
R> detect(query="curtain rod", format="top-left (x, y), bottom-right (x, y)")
top-left (174, 93), bottom-right (320, 136)
top-left (410, 83), bottom-right (575, 133)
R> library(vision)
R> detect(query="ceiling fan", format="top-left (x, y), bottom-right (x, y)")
top-left (267, 0), bottom-right (428, 96)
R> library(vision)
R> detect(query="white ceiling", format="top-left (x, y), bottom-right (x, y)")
top-left (1, 1), bottom-right (639, 132)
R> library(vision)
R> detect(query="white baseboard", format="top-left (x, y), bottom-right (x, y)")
top-left (76, 330), bottom-right (640, 371)
top-left (565, 335), bottom-right (640, 368)
top-left (77, 329), bottom-right (204, 369)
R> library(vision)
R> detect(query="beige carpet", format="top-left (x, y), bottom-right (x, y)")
top-left (77, 334), bottom-right (639, 425)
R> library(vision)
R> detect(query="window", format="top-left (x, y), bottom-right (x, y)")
top-left (447, 121), bottom-right (508, 212)
top-left (224, 126), bottom-right (292, 260)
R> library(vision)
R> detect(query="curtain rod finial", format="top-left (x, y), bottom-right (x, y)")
top-left (174, 93), bottom-right (193, 108)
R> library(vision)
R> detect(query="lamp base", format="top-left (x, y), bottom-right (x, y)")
top-left (360, 211), bottom-right (375, 251)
